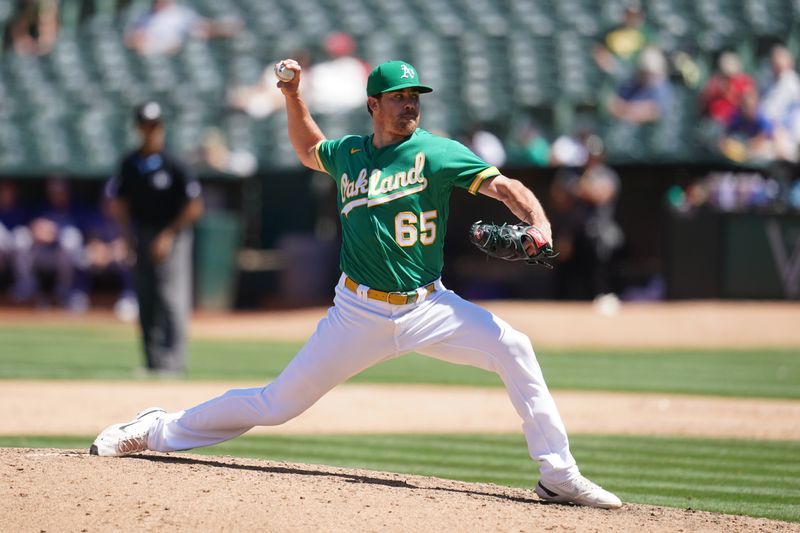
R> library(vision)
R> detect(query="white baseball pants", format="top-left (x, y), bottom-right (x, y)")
top-left (148, 274), bottom-right (578, 482)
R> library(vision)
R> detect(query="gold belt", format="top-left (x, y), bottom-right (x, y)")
top-left (344, 276), bottom-right (436, 305)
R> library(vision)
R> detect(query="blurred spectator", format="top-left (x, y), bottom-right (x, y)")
top-left (463, 124), bottom-right (507, 168)
top-left (230, 34), bottom-right (366, 117)
top-left (0, 181), bottom-right (27, 244)
top-left (550, 129), bottom-right (591, 167)
top-left (227, 73), bottom-right (283, 119)
top-left (18, 178), bottom-right (88, 310)
top-left (2, 0), bottom-right (59, 56)
top-left (551, 135), bottom-right (623, 301)
top-left (73, 195), bottom-right (138, 322)
top-left (667, 171), bottom-right (782, 213)
top-left (784, 102), bottom-right (800, 157)
top-left (124, 0), bottom-right (240, 56)
top-left (198, 128), bottom-right (258, 177)
top-left (0, 181), bottom-right (33, 299)
top-left (304, 32), bottom-right (370, 114)
top-left (592, 0), bottom-right (656, 81)
top-left (699, 51), bottom-right (756, 127)
top-left (760, 46), bottom-right (800, 126)
top-left (760, 46), bottom-right (800, 162)
top-left (718, 89), bottom-right (777, 163)
top-left (227, 52), bottom-right (312, 119)
top-left (607, 46), bottom-right (672, 124)
top-left (505, 120), bottom-right (550, 166)
top-left (548, 173), bottom-right (583, 281)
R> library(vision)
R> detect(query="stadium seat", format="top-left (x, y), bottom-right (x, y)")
top-left (0, 0), bottom-right (796, 174)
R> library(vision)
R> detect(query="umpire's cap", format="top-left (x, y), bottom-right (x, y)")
top-left (366, 60), bottom-right (433, 97)
top-left (134, 101), bottom-right (164, 124)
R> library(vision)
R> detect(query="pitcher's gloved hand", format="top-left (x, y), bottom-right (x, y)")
top-left (469, 221), bottom-right (559, 269)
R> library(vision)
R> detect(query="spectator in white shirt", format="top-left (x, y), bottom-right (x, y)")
top-left (760, 46), bottom-right (800, 162)
top-left (761, 46), bottom-right (800, 121)
top-left (124, 0), bottom-right (239, 56)
top-left (304, 32), bottom-right (370, 114)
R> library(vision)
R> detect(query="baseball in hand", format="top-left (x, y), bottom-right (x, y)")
top-left (274, 63), bottom-right (295, 82)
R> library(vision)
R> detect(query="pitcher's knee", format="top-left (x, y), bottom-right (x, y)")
top-left (253, 386), bottom-right (306, 426)
top-left (497, 328), bottom-right (537, 363)
top-left (500, 329), bottom-right (533, 356)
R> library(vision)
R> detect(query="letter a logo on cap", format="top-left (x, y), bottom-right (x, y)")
top-left (366, 60), bottom-right (433, 96)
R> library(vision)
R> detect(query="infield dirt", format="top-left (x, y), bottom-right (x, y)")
top-left (1, 300), bottom-right (798, 348)
top-left (3, 448), bottom-right (799, 533)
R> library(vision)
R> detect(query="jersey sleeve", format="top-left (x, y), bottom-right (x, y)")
top-left (314, 138), bottom-right (345, 177)
top-left (436, 139), bottom-right (501, 195)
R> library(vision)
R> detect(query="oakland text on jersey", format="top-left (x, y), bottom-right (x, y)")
top-left (340, 152), bottom-right (427, 216)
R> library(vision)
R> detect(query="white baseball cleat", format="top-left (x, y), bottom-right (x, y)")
top-left (89, 407), bottom-right (166, 457)
top-left (535, 474), bottom-right (623, 509)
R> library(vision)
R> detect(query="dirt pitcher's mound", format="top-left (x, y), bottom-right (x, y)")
top-left (2, 448), bottom-right (797, 532)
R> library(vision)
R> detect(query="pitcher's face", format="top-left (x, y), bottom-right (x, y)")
top-left (371, 88), bottom-right (421, 138)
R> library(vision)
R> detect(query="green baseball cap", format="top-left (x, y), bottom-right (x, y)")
top-left (366, 60), bottom-right (433, 97)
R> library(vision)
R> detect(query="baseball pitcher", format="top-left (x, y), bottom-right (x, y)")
top-left (91, 60), bottom-right (621, 510)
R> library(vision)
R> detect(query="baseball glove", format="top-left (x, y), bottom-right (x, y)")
top-left (469, 221), bottom-right (559, 269)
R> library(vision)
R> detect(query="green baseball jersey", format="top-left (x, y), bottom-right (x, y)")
top-left (315, 128), bottom-right (499, 292)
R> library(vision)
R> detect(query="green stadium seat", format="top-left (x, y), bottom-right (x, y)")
top-left (508, 0), bottom-right (555, 37)
top-left (554, 0), bottom-right (601, 37)
top-left (0, 0), bottom-right (795, 174)
top-left (0, 115), bottom-right (29, 171)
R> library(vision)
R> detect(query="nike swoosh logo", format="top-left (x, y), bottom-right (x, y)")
top-left (118, 408), bottom-right (162, 431)
top-left (350, 148), bottom-right (361, 154)
top-left (537, 482), bottom-right (559, 497)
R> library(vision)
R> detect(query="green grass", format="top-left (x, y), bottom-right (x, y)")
top-left (0, 324), bottom-right (798, 398)
top-left (3, 434), bottom-right (798, 523)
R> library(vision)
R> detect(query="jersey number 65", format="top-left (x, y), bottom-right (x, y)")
top-left (395, 210), bottom-right (438, 247)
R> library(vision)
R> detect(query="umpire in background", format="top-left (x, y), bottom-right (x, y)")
top-left (108, 102), bottom-right (204, 376)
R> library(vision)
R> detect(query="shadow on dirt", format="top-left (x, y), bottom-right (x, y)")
top-left (129, 453), bottom-right (541, 505)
